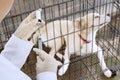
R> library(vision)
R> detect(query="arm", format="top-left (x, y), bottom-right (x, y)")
top-left (1, 10), bottom-right (45, 69)
top-left (0, 0), bottom-right (32, 79)
top-left (1, 35), bottom-right (33, 68)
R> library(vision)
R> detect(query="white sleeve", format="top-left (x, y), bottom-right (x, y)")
top-left (0, 55), bottom-right (31, 80)
top-left (1, 34), bottom-right (34, 69)
top-left (36, 72), bottom-right (57, 80)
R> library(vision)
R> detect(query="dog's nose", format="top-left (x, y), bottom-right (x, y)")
top-left (107, 13), bottom-right (110, 16)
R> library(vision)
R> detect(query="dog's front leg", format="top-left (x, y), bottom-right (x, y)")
top-left (97, 46), bottom-right (113, 78)
top-left (49, 38), bottom-right (63, 57)
top-left (49, 49), bottom-right (56, 57)
top-left (58, 47), bottom-right (70, 76)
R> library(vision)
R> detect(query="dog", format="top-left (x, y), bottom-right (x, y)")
top-left (56, 13), bottom-right (115, 78)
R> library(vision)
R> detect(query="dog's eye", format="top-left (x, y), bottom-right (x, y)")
top-left (95, 16), bottom-right (100, 18)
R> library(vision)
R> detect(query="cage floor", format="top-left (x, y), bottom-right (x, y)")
top-left (58, 54), bottom-right (120, 80)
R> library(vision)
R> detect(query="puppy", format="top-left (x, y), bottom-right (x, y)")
top-left (56, 13), bottom-right (115, 78)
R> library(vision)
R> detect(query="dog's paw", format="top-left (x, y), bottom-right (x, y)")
top-left (104, 69), bottom-right (117, 78)
top-left (104, 69), bottom-right (112, 78)
top-left (58, 66), bottom-right (66, 75)
top-left (58, 65), bottom-right (69, 76)
top-left (110, 69), bottom-right (117, 77)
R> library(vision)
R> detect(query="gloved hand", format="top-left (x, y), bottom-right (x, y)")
top-left (33, 48), bottom-right (62, 74)
top-left (14, 9), bottom-right (45, 44)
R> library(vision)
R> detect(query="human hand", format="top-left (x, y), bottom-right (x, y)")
top-left (14, 9), bottom-right (45, 44)
top-left (33, 48), bottom-right (62, 74)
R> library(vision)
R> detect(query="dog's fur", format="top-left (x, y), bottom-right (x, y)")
top-left (36, 13), bottom-right (113, 77)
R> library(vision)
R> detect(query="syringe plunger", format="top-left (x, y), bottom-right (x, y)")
top-left (36, 10), bottom-right (41, 21)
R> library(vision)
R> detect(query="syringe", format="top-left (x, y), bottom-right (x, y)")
top-left (36, 9), bottom-right (43, 49)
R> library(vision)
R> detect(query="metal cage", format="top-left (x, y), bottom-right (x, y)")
top-left (0, 0), bottom-right (120, 80)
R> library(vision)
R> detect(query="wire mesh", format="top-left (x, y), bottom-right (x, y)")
top-left (0, 0), bottom-right (120, 80)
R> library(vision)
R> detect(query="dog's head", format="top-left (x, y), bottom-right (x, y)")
top-left (76, 13), bottom-right (111, 30)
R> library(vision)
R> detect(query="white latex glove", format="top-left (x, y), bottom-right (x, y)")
top-left (33, 48), bottom-right (62, 74)
top-left (14, 9), bottom-right (45, 44)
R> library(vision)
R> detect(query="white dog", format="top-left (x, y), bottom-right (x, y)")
top-left (57, 13), bottom-right (115, 78)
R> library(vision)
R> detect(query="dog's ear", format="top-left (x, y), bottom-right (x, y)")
top-left (75, 17), bottom-right (87, 30)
